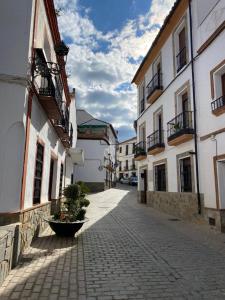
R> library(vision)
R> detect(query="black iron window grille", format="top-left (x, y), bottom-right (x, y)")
top-left (147, 73), bottom-right (163, 98)
top-left (154, 164), bottom-right (166, 192)
top-left (167, 111), bottom-right (194, 140)
top-left (33, 143), bottom-right (44, 205)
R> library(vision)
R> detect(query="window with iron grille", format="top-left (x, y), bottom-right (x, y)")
top-left (154, 164), bottom-right (166, 191)
top-left (126, 145), bottom-right (129, 155)
top-left (180, 157), bottom-right (192, 192)
top-left (59, 163), bottom-right (64, 197)
top-left (119, 146), bottom-right (122, 153)
top-left (33, 143), bottom-right (44, 205)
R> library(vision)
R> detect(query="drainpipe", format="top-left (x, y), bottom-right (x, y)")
top-left (189, 0), bottom-right (201, 214)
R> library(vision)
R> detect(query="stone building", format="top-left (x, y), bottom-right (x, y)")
top-left (74, 109), bottom-right (118, 192)
top-left (0, 0), bottom-right (83, 282)
top-left (116, 137), bottom-right (137, 180)
top-left (132, 0), bottom-right (225, 231)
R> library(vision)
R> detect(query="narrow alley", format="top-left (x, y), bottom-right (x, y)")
top-left (1, 186), bottom-right (225, 300)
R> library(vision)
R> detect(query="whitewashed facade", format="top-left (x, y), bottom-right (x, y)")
top-left (116, 137), bottom-right (137, 180)
top-left (132, 0), bottom-right (225, 231)
top-left (74, 110), bottom-right (118, 192)
top-left (0, 0), bottom-right (79, 230)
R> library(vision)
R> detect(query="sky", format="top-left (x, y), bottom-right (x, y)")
top-left (54, 0), bottom-right (176, 142)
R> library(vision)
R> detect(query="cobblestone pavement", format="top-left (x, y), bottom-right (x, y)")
top-left (1, 186), bottom-right (225, 299)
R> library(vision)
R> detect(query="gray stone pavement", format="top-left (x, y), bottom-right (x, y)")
top-left (1, 185), bottom-right (225, 299)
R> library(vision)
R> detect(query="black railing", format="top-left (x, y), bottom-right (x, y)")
top-left (134, 141), bottom-right (146, 158)
top-left (176, 47), bottom-right (186, 72)
top-left (123, 166), bottom-right (128, 171)
top-left (147, 73), bottom-right (163, 98)
top-left (140, 98), bottom-right (145, 113)
top-left (130, 165), bottom-right (136, 170)
top-left (167, 111), bottom-right (194, 140)
top-left (211, 96), bottom-right (225, 112)
top-left (147, 130), bottom-right (164, 151)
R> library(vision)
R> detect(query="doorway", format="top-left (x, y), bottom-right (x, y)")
top-left (141, 169), bottom-right (147, 204)
top-left (48, 159), bottom-right (55, 201)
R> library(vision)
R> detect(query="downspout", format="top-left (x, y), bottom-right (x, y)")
top-left (189, 0), bottom-right (201, 214)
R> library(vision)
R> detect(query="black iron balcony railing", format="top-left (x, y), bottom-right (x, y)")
top-left (176, 46), bottom-right (187, 72)
top-left (147, 73), bottom-right (163, 98)
top-left (147, 130), bottom-right (164, 151)
top-left (167, 111), bottom-right (194, 140)
top-left (140, 98), bottom-right (145, 113)
top-left (134, 141), bottom-right (146, 158)
top-left (211, 96), bottom-right (225, 113)
top-left (123, 166), bottom-right (129, 171)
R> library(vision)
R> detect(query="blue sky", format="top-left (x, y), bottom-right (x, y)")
top-left (55, 0), bottom-right (175, 141)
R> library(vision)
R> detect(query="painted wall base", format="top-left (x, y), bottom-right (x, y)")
top-left (137, 191), bottom-right (204, 221)
top-left (85, 182), bottom-right (105, 193)
top-left (203, 208), bottom-right (225, 233)
top-left (0, 199), bottom-right (61, 286)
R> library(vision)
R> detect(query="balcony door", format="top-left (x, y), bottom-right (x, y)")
top-left (178, 27), bottom-right (186, 66)
top-left (182, 92), bottom-right (188, 128)
top-left (158, 113), bottom-right (162, 143)
top-left (222, 73), bottom-right (225, 97)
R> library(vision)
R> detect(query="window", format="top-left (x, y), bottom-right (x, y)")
top-left (126, 145), bottom-right (129, 155)
top-left (180, 157), bottom-right (192, 192)
top-left (33, 143), bottom-right (44, 205)
top-left (154, 164), bottom-right (166, 191)
top-left (119, 147), bottom-right (122, 153)
top-left (133, 143), bottom-right (135, 154)
top-left (59, 163), bottom-right (64, 197)
top-left (174, 19), bottom-right (188, 73)
top-left (139, 82), bottom-right (145, 114)
top-left (126, 160), bottom-right (128, 170)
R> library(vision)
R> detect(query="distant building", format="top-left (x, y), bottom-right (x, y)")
top-left (74, 109), bottom-right (118, 192)
top-left (132, 0), bottom-right (225, 231)
top-left (116, 137), bottom-right (137, 180)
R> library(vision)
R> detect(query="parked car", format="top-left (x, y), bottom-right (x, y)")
top-left (129, 176), bottom-right (138, 186)
top-left (120, 177), bottom-right (129, 184)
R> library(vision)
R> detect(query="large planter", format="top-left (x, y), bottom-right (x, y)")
top-left (46, 218), bottom-right (88, 237)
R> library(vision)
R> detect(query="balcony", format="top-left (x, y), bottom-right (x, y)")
top-left (176, 47), bottom-right (187, 73)
top-left (54, 106), bottom-right (69, 139)
top-left (134, 141), bottom-right (147, 161)
top-left (123, 166), bottom-right (129, 171)
top-left (147, 130), bottom-right (165, 155)
top-left (33, 53), bottom-right (63, 120)
top-left (167, 111), bottom-right (194, 146)
top-left (211, 96), bottom-right (225, 116)
top-left (78, 126), bottom-right (109, 143)
top-left (140, 98), bottom-right (145, 114)
top-left (61, 123), bottom-right (73, 148)
top-left (147, 73), bottom-right (163, 104)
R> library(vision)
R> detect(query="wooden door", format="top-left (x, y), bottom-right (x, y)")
top-left (48, 159), bottom-right (54, 201)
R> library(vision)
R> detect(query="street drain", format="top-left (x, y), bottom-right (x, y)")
top-left (168, 218), bottom-right (180, 221)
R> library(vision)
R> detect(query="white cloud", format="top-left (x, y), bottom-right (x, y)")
top-left (54, 0), bottom-right (175, 140)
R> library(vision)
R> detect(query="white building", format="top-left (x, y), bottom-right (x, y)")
top-left (0, 0), bottom-right (82, 247)
top-left (132, 0), bottom-right (225, 231)
top-left (74, 109), bottom-right (118, 192)
top-left (116, 137), bottom-right (137, 180)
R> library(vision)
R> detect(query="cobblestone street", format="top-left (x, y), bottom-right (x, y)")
top-left (1, 186), bottom-right (225, 299)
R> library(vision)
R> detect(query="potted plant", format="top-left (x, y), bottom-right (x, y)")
top-left (47, 182), bottom-right (90, 237)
